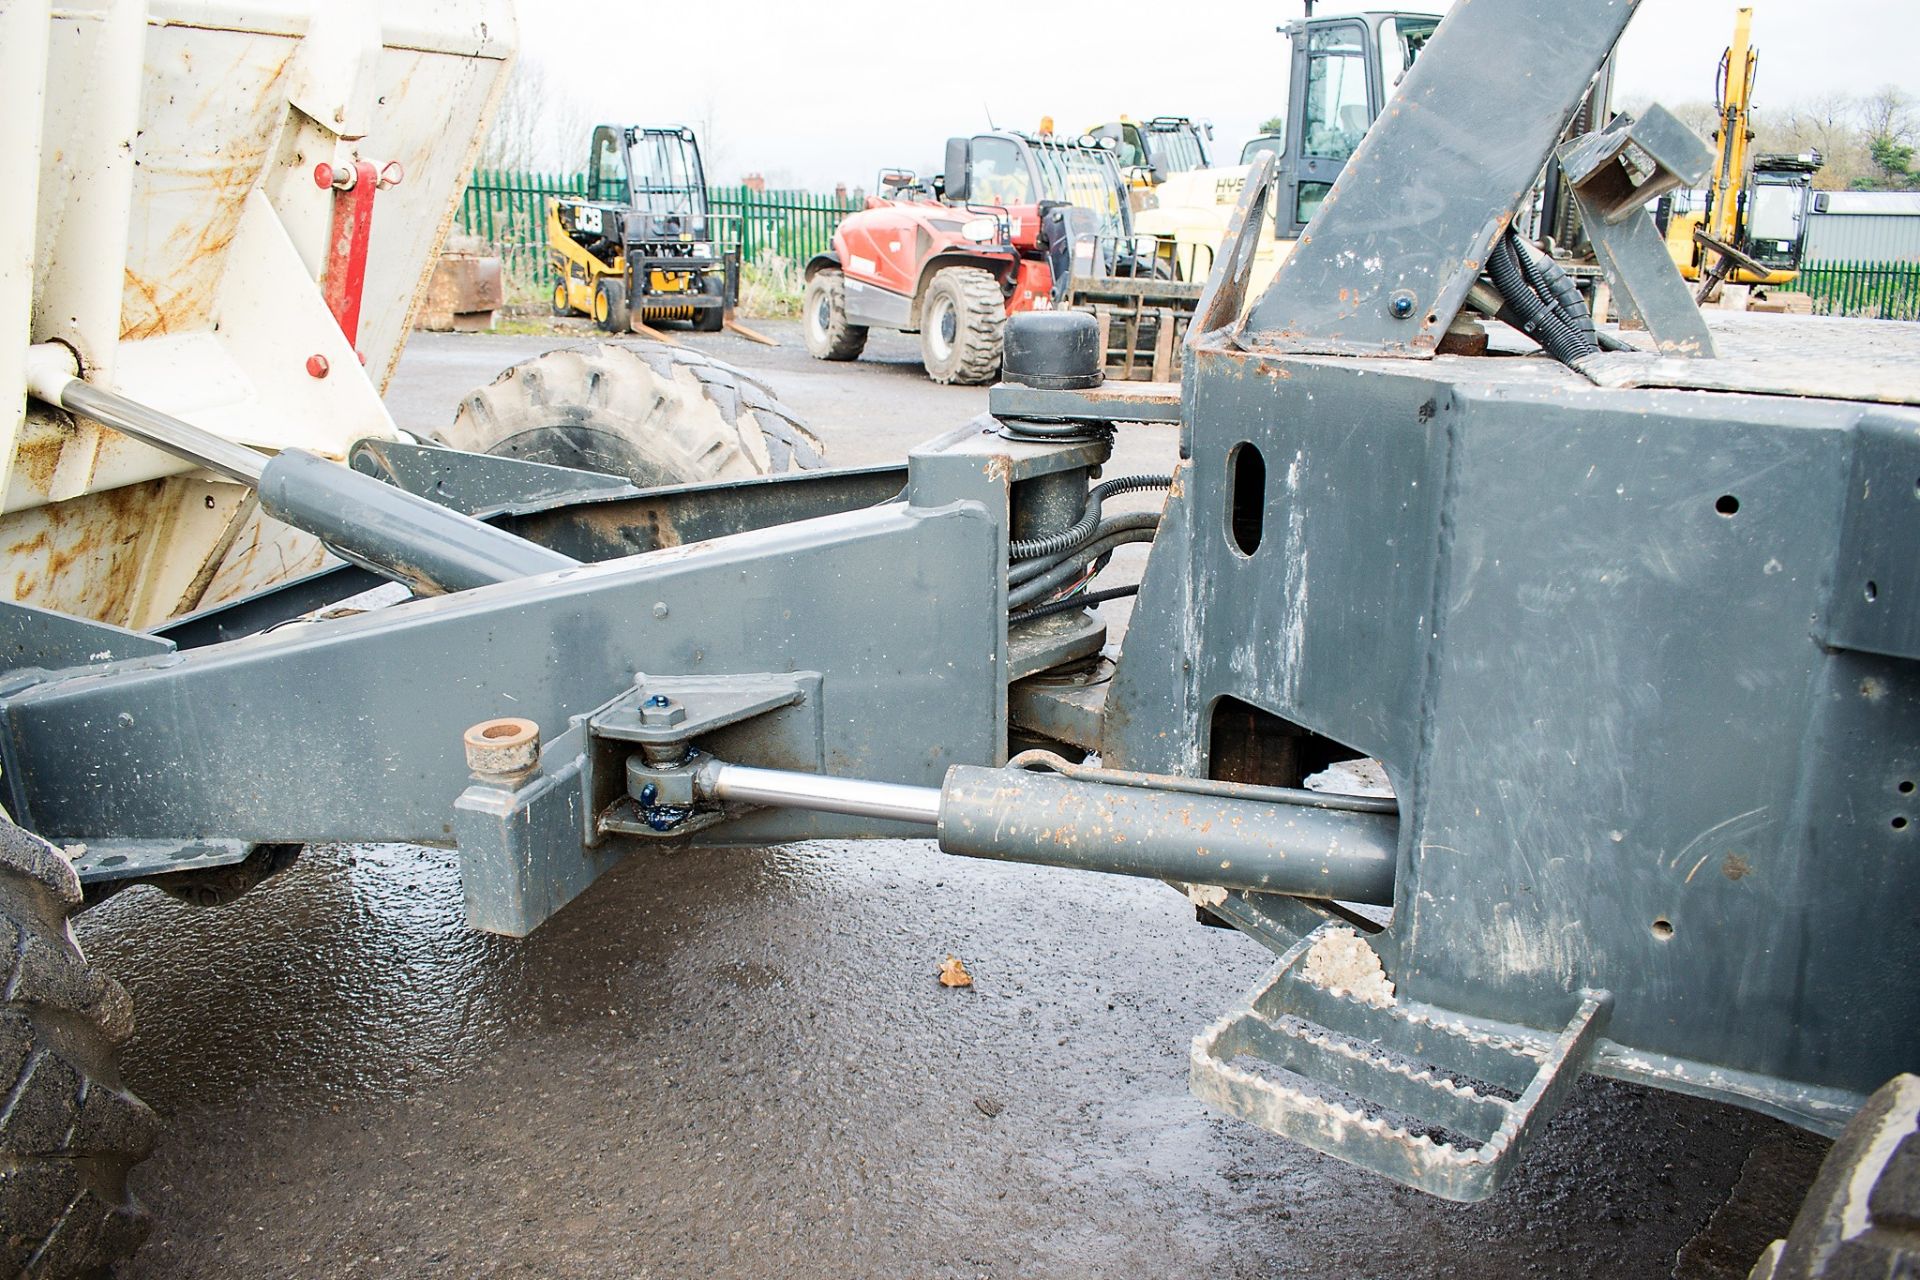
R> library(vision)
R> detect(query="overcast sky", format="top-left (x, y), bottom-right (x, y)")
top-left (512, 1), bottom-right (1917, 188)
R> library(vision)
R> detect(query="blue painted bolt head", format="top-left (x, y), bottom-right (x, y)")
top-left (1389, 290), bottom-right (1417, 319)
top-left (639, 782), bottom-right (659, 805)
top-left (645, 693), bottom-right (672, 708)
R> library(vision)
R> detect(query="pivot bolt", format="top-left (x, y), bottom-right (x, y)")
top-left (306, 354), bottom-right (330, 379)
top-left (1388, 290), bottom-right (1417, 320)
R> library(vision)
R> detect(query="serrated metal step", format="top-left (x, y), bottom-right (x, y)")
top-left (1191, 925), bottom-right (1612, 1202)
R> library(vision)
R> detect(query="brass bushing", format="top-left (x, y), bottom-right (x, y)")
top-left (463, 717), bottom-right (540, 777)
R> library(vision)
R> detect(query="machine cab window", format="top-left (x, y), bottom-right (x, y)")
top-left (1301, 21), bottom-right (1372, 163)
top-left (588, 127), bottom-right (627, 203)
top-left (971, 135), bottom-right (1037, 205)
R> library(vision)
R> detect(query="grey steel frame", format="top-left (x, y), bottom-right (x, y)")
top-left (2, 0), bottom-right (1914, 1207)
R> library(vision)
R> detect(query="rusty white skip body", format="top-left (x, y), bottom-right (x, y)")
top-left (0, 0), bottom-right (513, 627)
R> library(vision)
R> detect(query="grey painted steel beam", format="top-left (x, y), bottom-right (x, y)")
top-left (0, 498), bottom-right (1000, 848)
top-left (1240, 0), bottom-right (1641, 355)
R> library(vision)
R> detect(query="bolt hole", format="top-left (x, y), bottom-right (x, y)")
top-left (1650, 917), bottom-right (1674, 941)
top-left (1895, 816), bottom-right (1911, 831)
top-left (1715, 494), bottom-right (1739, 516)
top-left (481, 723), bottom-right (519, 740)
top-left (1865, 580), bottom-right (1879, 604)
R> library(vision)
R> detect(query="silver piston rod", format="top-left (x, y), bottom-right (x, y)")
top-left (696, 760), bottom-right (1397, 903)
top-left (23, 343), bottom-right (578, 595)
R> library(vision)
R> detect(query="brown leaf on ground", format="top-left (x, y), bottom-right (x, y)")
top-left (938, 955), bottom-right (973, 988)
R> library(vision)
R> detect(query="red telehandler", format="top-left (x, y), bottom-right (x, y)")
top-left (802, 131), bottom-right (1147, 384)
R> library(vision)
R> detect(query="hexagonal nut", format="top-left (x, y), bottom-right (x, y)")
top-left (639, 701), bottom-right (687, 728)
top-left (463, 717), bottom-right (540, 777)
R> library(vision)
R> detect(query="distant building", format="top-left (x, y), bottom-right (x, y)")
top-left (1804, 191), bottom-right (1920, 263)
top-left (742, 173), bottom-right (767, 193)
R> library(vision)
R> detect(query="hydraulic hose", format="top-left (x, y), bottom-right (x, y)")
top-left (1487, 230), bottom-right (1597, 368)
top-left (1007, 474), bottom-right (1171, 561)
top-left (1009, 511), bottom-right (1162, 587)
top-left (1513, 234), bottom-right (1597, 344)
top-left (1009, 584), bottom-right (1142, 624)
top-left (1006, 524), bottom-right (1159, 610)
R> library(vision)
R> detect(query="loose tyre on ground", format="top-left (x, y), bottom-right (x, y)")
top-left (440, 341), bottom-right (827, 486)
top-left (919, 266), bottom-right (1005, 385)
top-left (0, 820), bottom-right (157, 1278)
top-left (802, 269), bottom-right (868, 362)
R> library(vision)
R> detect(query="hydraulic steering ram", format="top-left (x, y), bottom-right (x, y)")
top-left (22, 343), bottom-right (578, 595)
top-left (697, 759), bottom-right (1398, 904)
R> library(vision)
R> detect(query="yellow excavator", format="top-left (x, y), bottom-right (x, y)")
top-left (1663, 7), bottom-right (1820, 299)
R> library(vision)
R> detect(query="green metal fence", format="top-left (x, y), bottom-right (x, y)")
top-left (456, 170), bottom-right (861, 292)
top-left (458, 169), bottom-right (587, 289)
top-left (1795, 260), bottom-right (1920, 322)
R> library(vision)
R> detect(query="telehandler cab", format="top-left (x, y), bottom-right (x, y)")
top-left (550, 124), bottom-right (732, 334)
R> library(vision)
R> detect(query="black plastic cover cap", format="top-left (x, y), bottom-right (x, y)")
top-left (1003, 312), bottom-right (1103, 390)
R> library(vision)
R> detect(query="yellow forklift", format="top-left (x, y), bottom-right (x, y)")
top-left (549, 125), bottom-right (730, 333)
top-left (1662, 8), bottom-right (1820, 300)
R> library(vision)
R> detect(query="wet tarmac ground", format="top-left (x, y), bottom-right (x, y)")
top-left (80, 321), bottom-right (1826, 1277)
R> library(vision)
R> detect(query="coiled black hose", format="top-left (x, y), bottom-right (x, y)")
top-left (1006, 524), bottom-right (1159, 610)
top-left (1009, 511), bottom-right (1162, 586)
top-left (1514, 234), bottom-right (1597, 345)
top-left (1007, 474), bottom-right (1171, 561)
top-left (1009, 584), bottom-right (1142, 625)
top-left (1487, 229), bottom-right (1597, 368)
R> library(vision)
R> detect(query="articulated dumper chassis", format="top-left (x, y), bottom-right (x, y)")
top-left (4, 0), bottom-right (1918, 1273)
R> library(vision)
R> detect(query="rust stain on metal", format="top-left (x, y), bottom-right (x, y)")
top-left (2, 482), bottom-right (167, 625)
top-left (1721, 852), bottom-right (1752, 881)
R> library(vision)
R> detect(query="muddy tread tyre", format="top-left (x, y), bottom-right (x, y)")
top-left (1749, 1074), bottom-right (1920, 1280)
top-left (593, 279), bottom-right (630, 334)
top-left (802, 269), bottom-right (867, 361)
top-left (440, 341), bottom-right (826, 486)
top-left (695, 276), bottom-right (726, 334)
top-left (919, 266), bottom-right (1005, 385)
top-left (0, 820), bottom-right (157, 1278)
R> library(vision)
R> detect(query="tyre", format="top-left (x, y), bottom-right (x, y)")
top-left (919, 266), bottom-right (1005, 385)
top-left (0, 820), bottom-right (157, 1278)
top-left (550, 276), bottom-right (576, 317)
top-left (695, 275), bottom-right (726, 333)
top-left (1747, 1074), bottom-right (1920, 1280)
top-left (801, 269), bottom-right (867, 361)
top-left (593, 278), bottom-right (630, 334)
top-left (440, 341), bottom-right (827, 486)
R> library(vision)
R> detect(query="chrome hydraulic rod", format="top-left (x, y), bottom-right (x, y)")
top-left (26, 347), bottom-right (268, 484)
top-left (23, 343), bottom-right (579, 594)
top-left (694, 760), bottom-right (1398, 903)
top-left (699, 761), bottom-right (943, 825)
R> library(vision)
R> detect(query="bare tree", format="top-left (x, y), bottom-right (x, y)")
top-left (1857, 85), bottom-right (1917, 147)
top-left (476, 57), bottom-right (595, 174)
